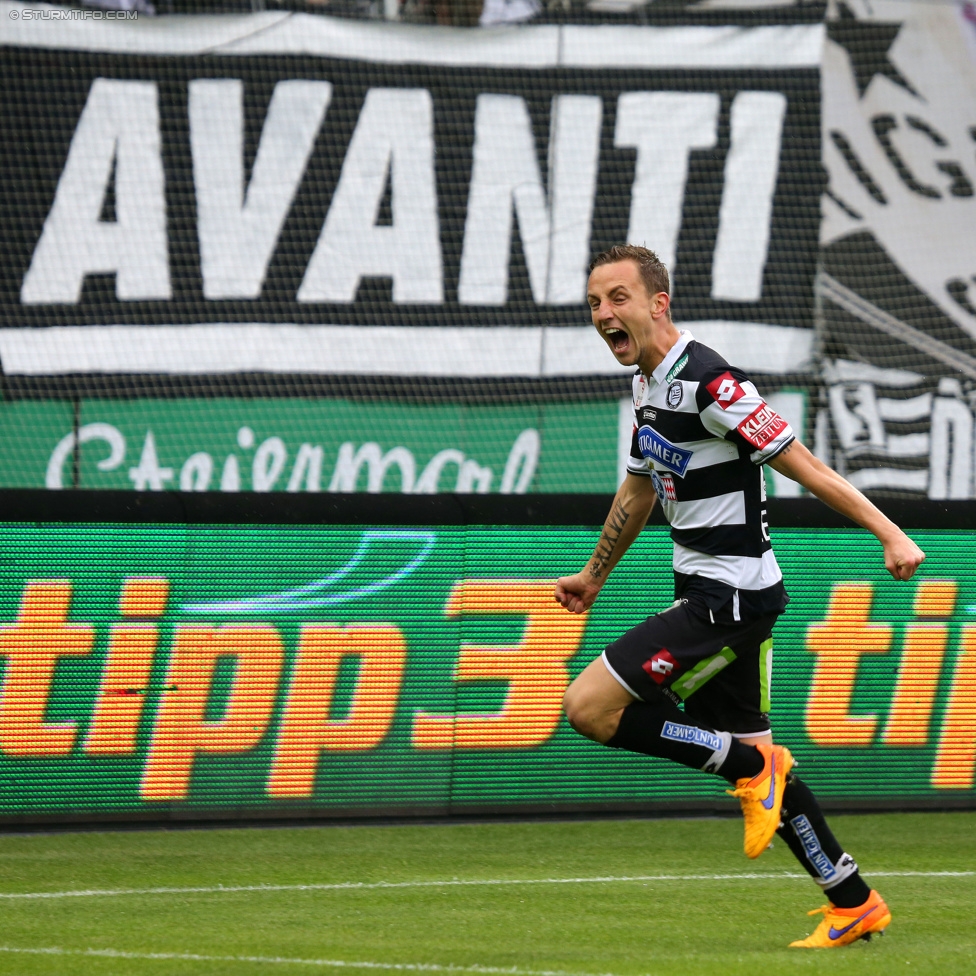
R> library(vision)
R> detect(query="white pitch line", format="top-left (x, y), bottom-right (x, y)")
top-left (0, 946), bottom-right (618, 976)
top-left (0, 870), bottom-right (971, 901)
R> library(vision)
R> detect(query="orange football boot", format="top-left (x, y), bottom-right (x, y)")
top-left (726, 743), bottom-right (793, 858)
top-left (789, 889), bottom-right (891, 948)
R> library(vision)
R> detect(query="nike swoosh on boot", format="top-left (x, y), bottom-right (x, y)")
top-left (828, 906), bottom-right (877, 940)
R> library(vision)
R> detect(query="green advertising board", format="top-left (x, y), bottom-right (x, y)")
top-left (0, 392), bottom-right (805, 496)
top-left (0, 498), bottom-right (972, 823)
top-left (2, 398), bottom-right (619, 493)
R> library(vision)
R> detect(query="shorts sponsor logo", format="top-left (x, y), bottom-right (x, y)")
top-left (666, 381), bottom-right (683, 409)
top-left (790, 814), bottom-right (837, 881)
top-left (661, 721), bottom-right (723, 752)
top-left (651, 470), bottom-right (677, 502)
top-left (737, 403), bottom-right (788, 450)
top-left (642, 649), bottom-right (679, 684)
top-left (706, 371), bottom-right (746, 409)
top-left (636, 426), bottom-right (692, 477)
top-left (665, 354), bottom-right (689, 384)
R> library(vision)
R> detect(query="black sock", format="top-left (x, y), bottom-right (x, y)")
top-left (717, 743), bottom-right (765, 784)
top-left (777, 775), bottom-right (871, 908)
top-left (605, 700), bottom-right (764, 780)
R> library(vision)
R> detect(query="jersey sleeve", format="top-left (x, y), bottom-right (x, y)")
top-left (627, 372), bottom-right (651, 476)
top-left (695, 366), bottom-right (795, 465)
top-left (627, 424), bottom-right (650, 476)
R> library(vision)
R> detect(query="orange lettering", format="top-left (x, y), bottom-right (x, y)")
top-left (141, 624), bottom-right (283, 800)
top-left (0, 581), bottom-right (94, 757)
top-left (805, 583), bottom-right (892, 746)
top-left (932, 624), bottom-right (976, 789)
top-left (412, 581), bottom-right (588, 749)
top-left (882, 581), bottom-right (955, 746)
top-left (913, 579), bottom-right (958, 618)
top-left (267, 624), bottom-right (406, 798)
top-left (117, 576), bottom-right (170, 618)
top-left (85, 577), bottom-right (170, 756)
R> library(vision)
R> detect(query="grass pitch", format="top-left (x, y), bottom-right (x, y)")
top-left (0, 812), bottom-right (973, 976)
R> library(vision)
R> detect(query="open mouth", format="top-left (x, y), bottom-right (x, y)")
top-left (604, 327), bottom-right (630, 354)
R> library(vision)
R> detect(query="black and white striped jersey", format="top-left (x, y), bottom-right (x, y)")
top-left (627, 331), bottom-right (795, 613)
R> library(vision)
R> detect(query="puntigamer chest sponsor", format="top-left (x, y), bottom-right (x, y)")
top-left (637, 426), bottom-right (693, 477)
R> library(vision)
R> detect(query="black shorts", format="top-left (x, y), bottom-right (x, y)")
top-left (602, 597), bottom-right (780, 736)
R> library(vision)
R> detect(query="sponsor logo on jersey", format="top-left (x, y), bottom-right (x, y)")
top-left (665, 353), bottom-right (689, 383)
top-left (666, 381), bottom-right (683, 409)
top-left (636, 426), bottom-right (692, 477)
top-left (643, 649), bottom-right (679, 685)
top-left (661, 721), bottom-right (723, 753)
top-left (706, 371), bottom-right (746, 409)
top-left (651, 470), bottom-right (677, 502)
top-left (790, 814), bottom-right (837, 881)
top-left (738, 403), bottom-right (788, 450)
top-left (640, 406), bottom-right (657, 422)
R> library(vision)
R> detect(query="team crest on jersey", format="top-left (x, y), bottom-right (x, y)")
top-left (637, 426), bottom-right (692, 477)
top-left (706, 371), bottom-right (746, 409)
top-left (738, 403), bottom-right (788, 450)
top-left (642, 649), bottom-right (679, 685)
top-left (666, 381), bottom-right (683, 409)
top-left (651, 470), bottom-right (677, 502)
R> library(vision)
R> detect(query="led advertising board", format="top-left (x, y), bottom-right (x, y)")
top-left (0, 495), bottom-right (973, 823)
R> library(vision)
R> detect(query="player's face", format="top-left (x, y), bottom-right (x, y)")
top-left (587, 260), bottom-right (663, 368)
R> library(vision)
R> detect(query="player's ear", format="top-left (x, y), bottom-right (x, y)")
top-left (651, 291), bottom-right (670, 319)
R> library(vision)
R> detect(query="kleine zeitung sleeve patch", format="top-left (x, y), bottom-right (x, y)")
top-left (737, 403), bottom-right (789, 450)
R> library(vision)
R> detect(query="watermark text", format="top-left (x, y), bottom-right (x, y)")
top-left (9, 8), bottom-right (141, 20)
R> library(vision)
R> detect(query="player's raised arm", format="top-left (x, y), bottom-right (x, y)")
top-left (768, 439), bottom-right (925, 581)
top-left (554, 472), bottom-right (657, 614)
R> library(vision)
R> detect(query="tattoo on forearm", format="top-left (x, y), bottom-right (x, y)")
top-left (589, 499), bottom-right (631, 579)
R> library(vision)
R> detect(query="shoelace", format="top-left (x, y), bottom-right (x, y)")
top-left (806, 904), bottom-right (832, 918)
top-left (724, 785), bottom-right (758, 799)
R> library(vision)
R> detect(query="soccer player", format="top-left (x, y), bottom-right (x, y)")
top-left (556, 245), bottom-right (925, 948)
